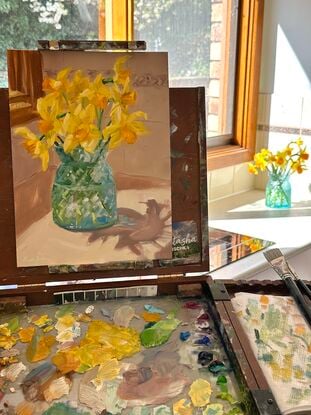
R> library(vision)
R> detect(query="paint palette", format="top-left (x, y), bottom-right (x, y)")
top-left (0, 293), bottom-right (244, 415)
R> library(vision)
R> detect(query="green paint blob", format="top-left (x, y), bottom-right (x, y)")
top-left (216, 374), bottom-right (228, 392)
top-left (261, 353), bottom-right (273, 362)
top-left (43, 403), bottom-right (90, 415)
top-left (55, 304), bottom-right (75, 318)
top-left (225, 408), bottom-right (243, 415)
top-left (140, 316), bottom-right (181, 348)
top-left (216, 392), bottom-right (238, 405)
top-left (130, 407), bottom-right (151, 415)
top-left (7, 316), bottom-right (20, 333)
top-left (153, 405), bottom-right (172, 415)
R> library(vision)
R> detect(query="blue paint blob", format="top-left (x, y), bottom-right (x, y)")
top-left (144, 304), bottom-right (165, 314)
top-left (208, 360), bottom-right (227, 374)
top-left (180, 331), bottom-right (191, 341)
top-left (194, 335), bottom-right (211, 346)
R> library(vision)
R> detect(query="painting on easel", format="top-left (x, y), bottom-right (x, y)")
top-left (8, 50), bottom-right (172, 267)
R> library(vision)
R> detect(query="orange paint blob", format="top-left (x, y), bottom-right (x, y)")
top-left (259, 295), bottom-right (269, 305)
top-left (141, 312), bottom-right (162, 322)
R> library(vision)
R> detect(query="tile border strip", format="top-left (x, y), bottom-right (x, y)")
top-left (258, 124), bottom-right (311, 136)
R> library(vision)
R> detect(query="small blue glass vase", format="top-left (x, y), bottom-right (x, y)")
top-left (265, 172), bottom-right (291, 209)
top-left (52, 142), bottom-right (117, 231)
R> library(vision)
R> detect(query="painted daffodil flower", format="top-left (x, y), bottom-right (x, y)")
top-left (36, 96), bottom-right (61, 147)
top-left (67, 69), bottom-right (90, 103)
top-left (15, 127), bottom-right (51, 171)
top-left (42, 67), bottom-right (71, 103)
top-left (111, 76), bottom-right (137, 117)
top-left (113, 55), bottom-right (131, 86)
top-left (80, 73), bottom-right (112, 111)
top-left (103, 111), bottom-right (148, 149)
top-left (19, 58), bottom-right (148, 172)
top-left (62, 104), bottom-right (101, 153)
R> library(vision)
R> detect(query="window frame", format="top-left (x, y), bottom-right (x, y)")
top-left (107, 0), bottom-right (265, 171)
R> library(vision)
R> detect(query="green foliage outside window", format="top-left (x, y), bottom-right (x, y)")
top-left (0, 0), bottom-right (98, 85)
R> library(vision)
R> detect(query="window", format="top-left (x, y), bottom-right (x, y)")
top-left (1, 0), bottom-right (264, 170)
top-left (134, 0), bottom-right (238, 146)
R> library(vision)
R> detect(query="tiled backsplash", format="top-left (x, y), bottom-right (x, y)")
top-left (208, 162), bottom-right (254, 202)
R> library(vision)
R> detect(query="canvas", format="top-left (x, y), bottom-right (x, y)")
top-left (8, 50), bottom-right (172, 267)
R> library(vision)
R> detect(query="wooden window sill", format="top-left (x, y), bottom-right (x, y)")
top-left (207, 145), bottom-right (252, 170)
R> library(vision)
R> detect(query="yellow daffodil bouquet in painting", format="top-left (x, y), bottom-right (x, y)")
top-left (248, 138), bottom-right (309, 208)
top-left (15, 57), bottom-right (148, 230)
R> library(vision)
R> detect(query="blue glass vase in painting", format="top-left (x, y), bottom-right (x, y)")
top-left (52, 142), bottom-right (117, 231)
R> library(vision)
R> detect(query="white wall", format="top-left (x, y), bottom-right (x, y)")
top-left (256, 0), bottom-right (311, 198)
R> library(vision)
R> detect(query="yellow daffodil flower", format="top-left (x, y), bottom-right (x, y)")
top-left (67, 70), bottom-right (90, 102)
top-left (113, 55), bottom-right (131, 86)
top-left (248, 138), bottom-right (309, 178)
top-left (80, 74), bottom-right (112, 110)
top-left (42, 67), bottom-right (71, 98)
top-left (103, 111), bottom-right (148, 149)
top-left (15, 127), bottom-right (51, 171)
top-left (36, 96), bottom-right (60, 145)
top-left (20, 60), bottom-right (149, 171)
top-left (62, 104), bottom-right (101, 153)
top-left (275, 151), bottom-right (286, 168)
top-left (300, 148), bottom-right (309, 160)
top-left (291, 161), bottom-right (303, 174)
top-left (248, 163), bottom-right (258, 175)
top-left (254, 152), bottom-right (267, 171)
top-left (111, 76), bottom-right (137, 117)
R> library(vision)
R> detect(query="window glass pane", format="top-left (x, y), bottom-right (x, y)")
top-left (0, 0), bottom-right (99, 87)
top-left (134, 0), bottom-right (239, 141)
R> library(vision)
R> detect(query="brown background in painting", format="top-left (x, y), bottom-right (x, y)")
top-left (0, 83), bottom-right (208, 293)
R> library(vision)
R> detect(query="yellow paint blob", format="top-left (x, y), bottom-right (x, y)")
top-left (19, 326), bottom-right (35, 343)
top-left (52, 347), bottom-right (81, 374)
top-left (53, 320), bottom-right (140, 374)
top-left (0, 324), bottom-right (17, 350)
top-left (173, 399), bottom-right (193, 415)
top-left (33, 315), bottom-right (52, 327)
top-left (26, 335), bottom-right (56, 362)
top-left (91, 358), bottom-right (120, 390)
top-left (188, 379), bottom-right (212, 407)
top-left (15, 401), bottom-right (35, 415)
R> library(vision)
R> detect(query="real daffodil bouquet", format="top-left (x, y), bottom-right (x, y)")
top-left (15, 56), bottom-right (148, 171)
top-left (248, 138), bottom-right (309, 177)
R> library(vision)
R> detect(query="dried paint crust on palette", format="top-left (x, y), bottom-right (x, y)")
top-left (0, 291), bottom-right (246, 415)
